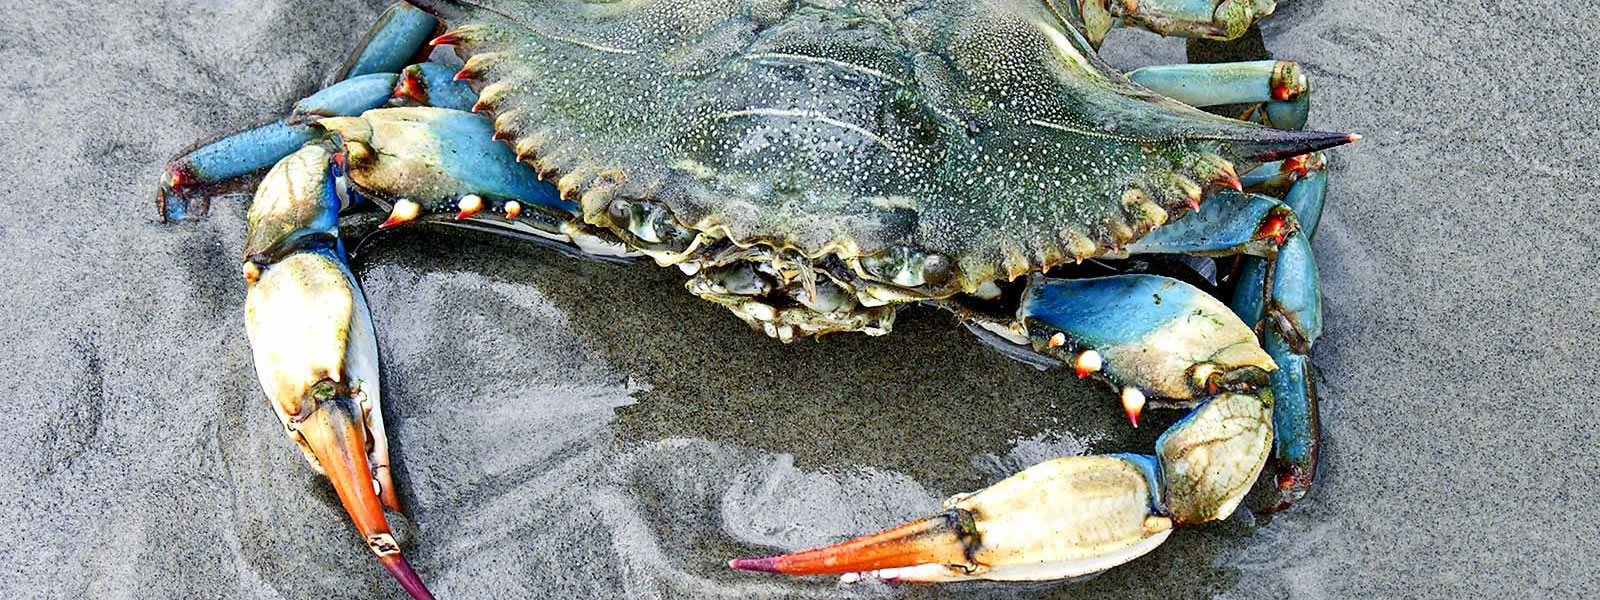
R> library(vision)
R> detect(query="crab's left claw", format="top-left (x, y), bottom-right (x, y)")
top-left (243, 145), bottom-right (433, 600)
top-left (731, 455), bottom-right (1174, 583)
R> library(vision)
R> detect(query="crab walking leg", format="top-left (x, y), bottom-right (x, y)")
top-left (157, 3), bottom-right (447, 221)
top-left (1128, 60), bottom-right (1311, 130)
top-left (730, 393), bottom-right (1275, 583)
top-left (337, 2), bottom-right (439, 81)
top-left (1126, 166), bottom-right (1328, 509)
top-left (158, 74), bottom-right (399, 221)
top-left (242, 144), bottom-right (435, 600)
top-left (1120, 190), bottom-right (1298, 260)
top-left (1072, 0), bottom-right (1276, 46)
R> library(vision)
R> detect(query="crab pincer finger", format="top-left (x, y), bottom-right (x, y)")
top-left (731, 456), bottom-right (1173, 583)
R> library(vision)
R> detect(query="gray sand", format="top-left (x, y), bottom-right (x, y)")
top-left (1, 1), bottom-right (1595, 598)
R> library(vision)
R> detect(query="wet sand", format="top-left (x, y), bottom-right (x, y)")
top-left (1, 1), bottom-right (1596, 598)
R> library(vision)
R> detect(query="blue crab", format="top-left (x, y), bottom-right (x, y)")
top-left (157, 1), bottom-right (1354, 597)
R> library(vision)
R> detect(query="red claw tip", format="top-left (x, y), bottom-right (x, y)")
top-left (380, 555), bottom-right (437, 600)
top-left (393, 71), bottom-right (428, 105)
top-left (1256, 215), bottom-right (1292, 245)
top-left (430, 32), bottom-right (462, 47)
top-left (729, 556), bottom-right (783, 573)
top-left (1283, 154), bottom-right (1311, 177)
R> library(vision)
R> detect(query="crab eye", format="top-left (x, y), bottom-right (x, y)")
top-left (861, 247), bottom-right (955, 289)
top-left (607, 198), bottom-right (634, 225)
top-left (608, 198), bottom-right (693, 250)
top-left (920, 254), bottom-right (952, 286)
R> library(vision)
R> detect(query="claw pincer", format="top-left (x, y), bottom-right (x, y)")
top-left (242, 144), bottom-right (434, 599)
top-left (733, 275), bottom-right (1276, 583)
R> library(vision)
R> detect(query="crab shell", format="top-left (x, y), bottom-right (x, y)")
top-left (414, 0), bottom-right (1348, 294)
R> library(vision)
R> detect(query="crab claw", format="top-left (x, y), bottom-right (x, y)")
top-left (243, 145), bottom-right (432, 600)
top-left (246, 249), bottom-right (433, 600)
top-left (731, 455), bottom-right (1173, 583)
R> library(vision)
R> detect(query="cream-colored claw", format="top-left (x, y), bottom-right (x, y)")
top-left (731, 456), bottom-right (1171, 583)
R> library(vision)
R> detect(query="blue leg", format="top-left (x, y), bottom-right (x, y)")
top-left (336, 3), bottom-right (439, 80)
top-left (158, 3), bottom-right (449, 222)
top-left (1123, 189), bottom-right (1295, 259)
top-left (1129, 59), bottom-right (1311, 131)
top-left (1118, 159), bottom-right (1330, 510)
top-left (1225, 170), bottom-right (1327, 510)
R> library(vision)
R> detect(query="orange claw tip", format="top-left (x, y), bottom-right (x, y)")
top-left (726, 512), bottom-right (971, 577)
top-left (380, 554), bottom-right (437, 600)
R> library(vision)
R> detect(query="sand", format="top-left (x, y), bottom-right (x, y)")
top-left (1, 0), bottom-right (1595, 598)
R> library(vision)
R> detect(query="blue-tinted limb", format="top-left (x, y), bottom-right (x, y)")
top-left (1128, 59), bottom-right (1310, 131)
top-left (1261, 328), bottom-right (1317, 508)
top-left (159, 3), bottom-right (446, 222)
top-left (159, 74), bottom-right (400, 221)
top-left (336, 3), bottom-right (439, 81)
top-left (1225, 199), bottom-right (1324, 511)
top-left (1123, 190), bottom-right (1295, 259)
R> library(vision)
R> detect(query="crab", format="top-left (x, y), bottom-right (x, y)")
top-left (156, 1), bottom-right (1354, 598)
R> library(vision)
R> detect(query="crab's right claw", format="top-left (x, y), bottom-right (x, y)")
top-left (731, 455), bottom-right (1174, 583)
top-left (243, 145), bottom-right (433, 600)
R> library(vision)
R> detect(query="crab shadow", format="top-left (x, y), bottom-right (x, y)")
top-left (354, 225), bottom-right (1251, 600)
